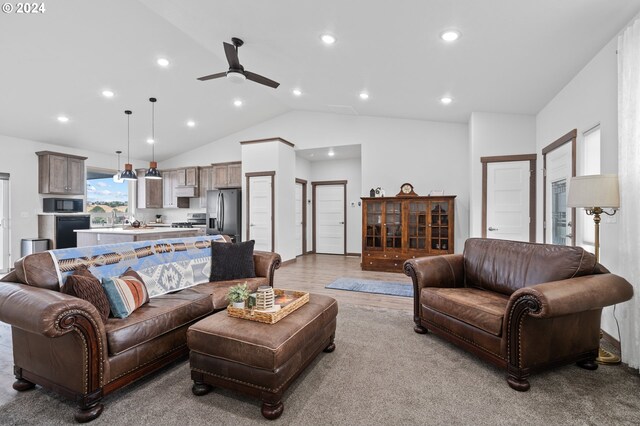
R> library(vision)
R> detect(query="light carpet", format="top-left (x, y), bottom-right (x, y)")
top-left (1, 305), bottom-right (639, 425)
top-left (326, 277), bottom-right (413, 297)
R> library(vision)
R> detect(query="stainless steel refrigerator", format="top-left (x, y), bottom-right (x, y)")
top-left (206, 189), bottom-right (242, 242)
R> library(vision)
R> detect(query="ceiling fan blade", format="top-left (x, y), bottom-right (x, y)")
top-left (224, 42), bottom-right (241, 69)
top-left (197, 72), bottom-right (227, 81)
top-left (245, 71), bottom-right (280, 89)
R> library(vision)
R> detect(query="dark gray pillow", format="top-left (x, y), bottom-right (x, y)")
top-left (210, 240), bottom-right (257, 282)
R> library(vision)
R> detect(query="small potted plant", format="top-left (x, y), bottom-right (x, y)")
top-left (227, 282), bottom-right (250, 309)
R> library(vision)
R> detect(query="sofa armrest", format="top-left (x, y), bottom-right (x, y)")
top-left (0, 281), bottom-right (108, 392)
top-left (0, 281), bottom-right (107, 337)
top-left (253, 251), bottom-right (282, 287)
top-left (403, 254), bottom-right (465, 291)
top-left (507, 273), bottom-right (633, 319)
top-left (404, 254), bottom-right (465, 326)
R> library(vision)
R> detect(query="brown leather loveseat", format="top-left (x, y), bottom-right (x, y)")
top-left (0, 238), bottom-right (281, 422)
top-left (404, 238), bottom-right (633, 391)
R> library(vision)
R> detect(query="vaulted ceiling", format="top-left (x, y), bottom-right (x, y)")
top-left (1, 0), bottom-right (638, 161)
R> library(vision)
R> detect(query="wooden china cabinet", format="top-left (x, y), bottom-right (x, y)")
top-left (361, 190), bottom-right (456, 272)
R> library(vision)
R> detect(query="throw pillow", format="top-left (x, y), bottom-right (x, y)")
top-left (102, 271), bottom-right (149, 319)
top-left (61, 266), bottom-right (94, 296)
top-left (210, 240), bottom-right (257, 282)
top-left (64, 271), bottom-right (111, 323)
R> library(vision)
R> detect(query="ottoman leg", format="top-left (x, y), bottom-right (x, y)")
top-left (192, 381), bottom-right (213, 396)
top-left (261, 400), bottom-right (284, 420)
top-left (323, 334), bottom-right (336, 353)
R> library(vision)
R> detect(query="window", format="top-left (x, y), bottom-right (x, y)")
top-left (577, 125), bottom-right (601, 248)
top-left (86, 168), bottom-right (131, 227)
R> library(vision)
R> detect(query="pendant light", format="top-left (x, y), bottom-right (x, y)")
top-left (120, 110), bottom-right (137, 181)
top-left (145, 97), bottom-right (162, 179)
top-left (112, 150), bottom-right (124, 183)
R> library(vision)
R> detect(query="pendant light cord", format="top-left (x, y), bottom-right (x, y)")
top-left (127, 113), bottom-right (131, 164)
top-left (151, 100), bottom-right (155, 161)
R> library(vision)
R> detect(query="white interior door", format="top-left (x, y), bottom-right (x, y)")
top-left (0, 176), bottom-right (10, 272)
top-left (545, 143), bottom-right (573, 245)
top-left (486, 161), bottom-right (530, 242)
top-left (315, 185), bottom-right (345, 254)
top-left (295, 182), bottom-right (303, 256)
top-left (248, 176), bottom-right (272, 252)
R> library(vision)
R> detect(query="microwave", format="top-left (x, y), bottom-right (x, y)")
top-left (43, 198), bottom-right (84, 213)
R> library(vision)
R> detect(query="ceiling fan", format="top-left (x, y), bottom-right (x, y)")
top-left (197, 37), bottom-right (280, 89)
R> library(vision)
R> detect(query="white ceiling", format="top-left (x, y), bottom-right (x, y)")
top-left (1, 0), bottom-right (639, 161)
top-left (297, 145), bottom-right (361, 162)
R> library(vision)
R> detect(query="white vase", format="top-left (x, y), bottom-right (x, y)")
top-left (232, 301), bottom-right (245, 309)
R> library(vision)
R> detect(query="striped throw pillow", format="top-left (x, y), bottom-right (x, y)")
top-left (102, 274), bottom-right (149, 319)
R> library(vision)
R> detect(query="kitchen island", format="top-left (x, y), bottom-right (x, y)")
top-left (75, 227), bottom-right (205, 247)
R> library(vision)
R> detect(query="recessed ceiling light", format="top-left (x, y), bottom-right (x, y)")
top-left (233, 99), bottom-right (243, 107)
top-left (440, 30), bottom-right (461, 42)
top-left (359, 92), bottom-right (369, 100)
top-left (328, 150), bottom-right (335, 157)
top-left (187, 120), bottom-right (196, 127)
top-left (292, 88), bottom-right (302, 96)
top-left (440, 96), bottom-right (453, 105)
top-left (157, 58), bottom-right (170, 67)
top-left (321, 34), bottom-right (336, 45)
top-left (102, 90), bottom-right (114, 98)
top-left (57, 116), bottom-right (69, 123)
top-left (147, 138), bottom-right (155, 144)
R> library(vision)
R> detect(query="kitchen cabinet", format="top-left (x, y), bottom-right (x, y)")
top-left (175, 167), bottom-right (199, 198)
top-left (198, 166), bottom-right (214, 208)
top-left (162, 170), bottom-right (189, 209)
top-left (213, 161), bottom-right (242, 188)
top-left (136, 169), bottom-right (163, 209)
top-left (36, 151), bottom-right (87, 195)
top-left (176, 167), bottom-right (198, 187)
top-left (361, 195), bottom-right (456, 272)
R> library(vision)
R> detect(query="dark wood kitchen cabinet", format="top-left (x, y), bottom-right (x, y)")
top-left (213, 161), bottom-right (241, 188)
top-left (361, 195), bottom-right (456, 272)
top-left (36, 151), bottom-right (86, 195)
top-left (136, 169), bottom-right (163, 209)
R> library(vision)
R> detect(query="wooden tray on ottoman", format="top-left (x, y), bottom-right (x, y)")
top-left (227, 289), bottom-right (309, 324)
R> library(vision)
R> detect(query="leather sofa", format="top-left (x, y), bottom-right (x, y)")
top-left (0, 242), bottom-right (281, 422)
top-left (404, 238), bottom-right (633, 391)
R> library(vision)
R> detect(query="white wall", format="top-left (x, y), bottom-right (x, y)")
top-left (468, 113), bottom-right (537, 238)
top-left (162, 111), bottom-right (470, 253)
top-left (294, 156), bottom-right (313, 252)
top-left (535, 37), bottom-right (620, 335)
top-left (309, 158), bottom-right (362, 254)
top-left (0, 133), bottom-right (146, 263)
top-left (241, 140), bottom-right (297, 262)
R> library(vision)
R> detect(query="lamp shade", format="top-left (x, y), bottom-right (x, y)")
top-left (567, 174), bottom-right (620, 208)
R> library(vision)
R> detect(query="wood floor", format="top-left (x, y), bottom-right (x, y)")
top-left (0, 254), bottom-right (412, 406)
top-left (275, 254), bottom-right (412, 311)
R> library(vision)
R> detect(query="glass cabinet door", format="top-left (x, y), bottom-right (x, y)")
top-left (430, 201), bottom-right (449, 251)
top-left (365, 201), bottom-right (383, 249)
top-left (385, 201), bottom-right (402, 249)
top-left (408, 201), bottom-right (428, 250)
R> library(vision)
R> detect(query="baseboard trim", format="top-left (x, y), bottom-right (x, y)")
top-left (346, 252), bottom-right (361, 257)
top-left (602, 329), bottom-right (621, 352)
top-left (280, 258), bottom-right (297, 267)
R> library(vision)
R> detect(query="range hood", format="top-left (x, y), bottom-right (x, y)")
top-left (175, 186), bottom-right (199, 198)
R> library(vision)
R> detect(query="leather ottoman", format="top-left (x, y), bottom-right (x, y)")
top-left (187, 294), bottom-right (338, 419)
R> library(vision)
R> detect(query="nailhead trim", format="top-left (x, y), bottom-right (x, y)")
top-left (54, 309), bottom-right (104, 393)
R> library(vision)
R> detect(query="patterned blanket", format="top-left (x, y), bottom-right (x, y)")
top-left (48, 235), bottom-right (225, 298)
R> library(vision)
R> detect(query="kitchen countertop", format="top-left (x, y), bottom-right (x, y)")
top-left (38, 212), bottom-right (91, 216)
top-left (75, 227), bottom-right (204, 235)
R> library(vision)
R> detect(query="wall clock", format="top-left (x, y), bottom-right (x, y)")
top-left (397, 183), bottom-right (417, 196)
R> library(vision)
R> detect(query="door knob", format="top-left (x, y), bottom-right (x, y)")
top-left (566, 233), bottom-right (573, 238)
top-left (339, 221), bottom-right (345, 224)
top-left (488, 227), bottom-right (499, 231)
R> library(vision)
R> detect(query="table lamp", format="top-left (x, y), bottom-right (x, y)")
top-left (567, 174), bottom-right (620, 364)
